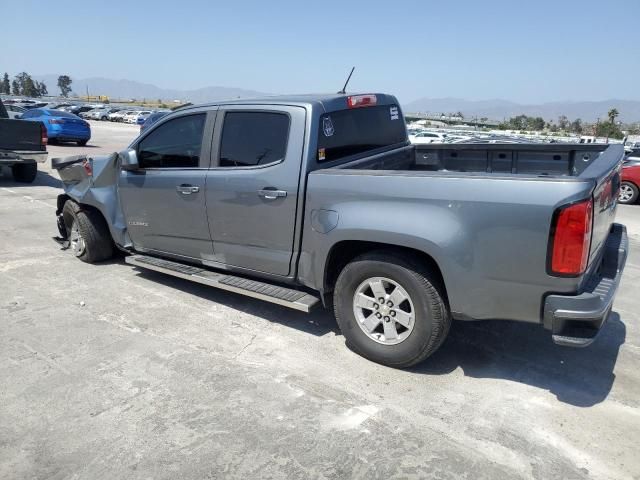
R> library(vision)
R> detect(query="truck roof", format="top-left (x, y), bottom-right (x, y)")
top-left (179, 93), bottom-right (399, 114)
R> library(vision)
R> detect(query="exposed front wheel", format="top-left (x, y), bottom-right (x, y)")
top-left (619, 182), bottom-right (638, 204)
top-left (334, 252), bottom-right (451, 368)
top-left (11, 162), bottom-right (38, 183)
top-left (62, 201), bottom-right (114, 263)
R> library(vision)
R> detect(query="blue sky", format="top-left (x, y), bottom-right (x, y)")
top-left (4, 0), bottom-right (639, 103)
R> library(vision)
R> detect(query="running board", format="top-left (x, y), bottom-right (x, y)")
top-left (125, 254), bottom-right (320, 313)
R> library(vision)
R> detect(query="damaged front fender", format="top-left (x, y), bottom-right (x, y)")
top-left (52, 152), bottom-right (132, 248)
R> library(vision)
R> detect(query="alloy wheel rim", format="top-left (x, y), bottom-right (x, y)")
top-left (619, 185), bottom-right (633, 203)
top-left (352, 276), bottom-right (415, 345)
top-left (69, 220), bottom-right (86, 257)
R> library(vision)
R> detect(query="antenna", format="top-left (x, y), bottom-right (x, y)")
top-left (338, 67), bottom-right (355, 94)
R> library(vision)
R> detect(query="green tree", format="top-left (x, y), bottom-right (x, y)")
top-left (57, 75), bottom-right (73, 97)
top-left (22, 76), bottom-right (38, 97)
top-left (0, 73), bottom-right (9, 94)
top-left (569, 118), bottom-right (583, 134)
top-left (36, 81), bottom-right (48, 96)
top-left (558, 115), bottom-right (569, 130)
top-left (11, 79), bottom-right (19, 95)
top-left (596, 121), bottom-right (623, 139)
top-left (607, 108), bottom-right (619, 125)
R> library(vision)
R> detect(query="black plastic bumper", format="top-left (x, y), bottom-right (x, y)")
top-left (543, 223), bottom-right (628, 347)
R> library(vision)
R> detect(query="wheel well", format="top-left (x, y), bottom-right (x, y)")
top-left (324, 240), bottom-right (447, 298)
top-left (59, 198), bottom-right (111, 233)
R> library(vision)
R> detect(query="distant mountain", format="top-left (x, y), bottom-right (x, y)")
top-left (22, 74), bottom-right (640, 122)
top-left (403, 97), bottom-right (640, 123)
top-left (31, 74), bottom-right (268, 103)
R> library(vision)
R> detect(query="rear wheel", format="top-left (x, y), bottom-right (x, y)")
top-left (11, 162), bottom-right (38, 183)
top-left (619, 182), bottom-right (638, 204)
top-left (334, 251), bottom-right (451, 368)
top-left (62, 201), bottom-right (114, 263)
top-left (77, 140), bottom-right (88, 146)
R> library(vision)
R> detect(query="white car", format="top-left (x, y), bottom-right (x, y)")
top-left (124, 111), bottom-right (152, 124)
top-left (108, 110), bottom-right (128, 122)
top-left (4, 104), bottom-right (26, 119)
top-left (409, 131), bottom-right (448, 144)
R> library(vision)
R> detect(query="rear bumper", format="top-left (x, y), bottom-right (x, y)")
top-left (0, 149), bottom-right (48, 164)
top-left (543, 223), bottom-right (628, 346)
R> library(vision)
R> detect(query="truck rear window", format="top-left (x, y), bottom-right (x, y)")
top-left (317, 105), bottom-right (406, 162)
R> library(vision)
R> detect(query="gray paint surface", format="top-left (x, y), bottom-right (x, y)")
top-left (54, 93), bottom-right (623, 327)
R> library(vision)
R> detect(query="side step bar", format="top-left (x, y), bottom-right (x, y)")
top-left (125, 254), bottom-right (320, 313)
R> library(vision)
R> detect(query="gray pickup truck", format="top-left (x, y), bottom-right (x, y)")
top-left (52, 93), bottom-right (628, 368)
top-left (0, 98), bottom-right (48, 182)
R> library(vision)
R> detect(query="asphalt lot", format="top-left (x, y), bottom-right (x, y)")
top-left (1, 121), bottom-right (639, 479)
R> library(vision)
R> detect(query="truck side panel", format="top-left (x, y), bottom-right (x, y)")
top-left (299, 172), bottom-right (596, 324)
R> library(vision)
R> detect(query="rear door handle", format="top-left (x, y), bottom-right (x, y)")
top-left (176, 184), bottom-right (200, 195)
top-left (258, 189), bottom-right (287, 200)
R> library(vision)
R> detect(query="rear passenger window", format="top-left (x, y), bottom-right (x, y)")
top-left (219, 112), bottom-right (289, 167)
top-left (137, 114), bottom-right (205, 168)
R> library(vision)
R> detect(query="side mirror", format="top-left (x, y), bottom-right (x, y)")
top-left (119, 149), bottom-right (139, 170)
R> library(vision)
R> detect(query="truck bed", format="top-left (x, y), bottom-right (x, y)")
top-left (336, 143), bottom-right (612, 177)
top-left (304, 143), bottom-right (623, 325)
top-left (0, 118), bottom-right (46, 152)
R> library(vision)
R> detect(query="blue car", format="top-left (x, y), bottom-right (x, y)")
top-left (20, 108), bottom-right (91, 145)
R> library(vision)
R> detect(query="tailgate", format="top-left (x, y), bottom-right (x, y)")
top-left (0, 119), bottom-right (45, 151)
top-left (580, 144), bottom-right (624, 265)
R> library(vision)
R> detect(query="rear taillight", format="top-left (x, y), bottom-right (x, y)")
top-left (82, 159), bottom-right (93, 176)
top-left (40, 123), bottom-right (47, 146)
top-left (347, 94), bottom-right (377, 108)
top-left (548, 198), bottom-right (593, 276)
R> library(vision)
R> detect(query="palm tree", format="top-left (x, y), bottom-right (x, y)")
top-left (607, 108), bottom-right (619, 124)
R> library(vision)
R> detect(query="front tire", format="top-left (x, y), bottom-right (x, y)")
top-left (334, 251), bottom-right (451, 368)
top-left (62, 201), bottom-right (114, 263)
top-left (11, 162), bottom-right (38, 183)
top-left (77, 140), bottom-right (88, 146)
top-left (619, 182), bottom-right (638, 204)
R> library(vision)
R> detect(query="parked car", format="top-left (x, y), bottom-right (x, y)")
top-left (52, 93), bottom-right (628, 368)
top-left (4, 103), bottom-right (26, 119)
top-left (79, 109), bottom-right (98, 119)
top-left (108, 110), bottom-right (129, 122)
top-left (139, 111), bottom-right (168, 134)
top-left (0, 98), bottom-right (47, 182)
top-left (21, 108), bottom-right (91, 145)
top-left (50, 102), bottom-right (74, 110)
top-left (409, 131), bottom-right (448, 144)
top-left (124, 110), bottom-right (152, 124)
top-left (62, 105), bottom-right (94, 116)
top-left (93, 108), bottom-right (122, 121)
top-left (619, 156), bottom-right (640, 204)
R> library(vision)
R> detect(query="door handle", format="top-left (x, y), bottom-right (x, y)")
top-left (176, 184), bottom-right (200, 195)
top-left (258, 189), bottom-right (287, 200)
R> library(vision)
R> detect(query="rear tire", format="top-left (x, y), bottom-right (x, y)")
top-left (62, 201), bottom-right (114, 263)
top-left (619, 181), bottom-right (639, 204)
top-left (11, 162), bottom-right (38, 183)
top-left (77, 140), bottom-right (88, 146)
top-left (334, 251), bottom-right (451, 368)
